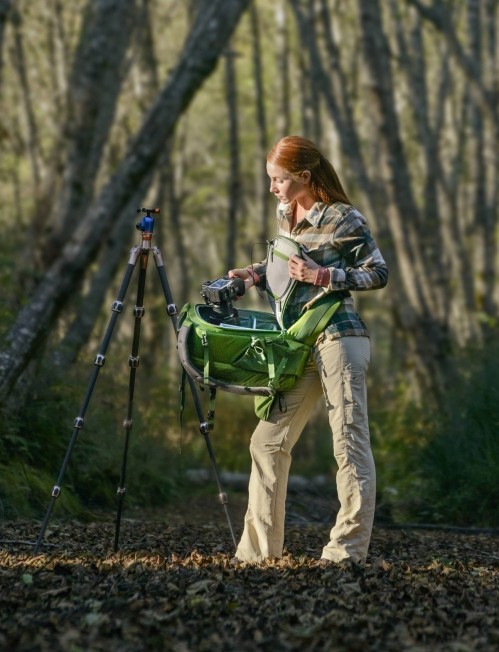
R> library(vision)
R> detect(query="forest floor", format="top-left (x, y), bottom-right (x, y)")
top-left (1, 490), bottom-right (499, 652)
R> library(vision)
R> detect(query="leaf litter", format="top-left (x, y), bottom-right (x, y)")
top-left (0, 493), bottom-right (498, 651)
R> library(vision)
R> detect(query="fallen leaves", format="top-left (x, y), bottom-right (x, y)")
top-left (0, 499), bottom-right (498, 651)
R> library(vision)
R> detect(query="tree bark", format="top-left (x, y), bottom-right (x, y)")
top-left (294, 2), bottom-right (321, 143)
top-left (0, 0), bottom-right (252, 405)
top-left (467, 0), bottom-right (495, 320)
top-left (275, 0), bottom-right (290, 138)
top-left (9, 4), bottom-right (43, 190)
top-left (0, 0), bottom-right (11, 91)
top-left (45, 0), bottom-right (68, 120)
top-left (249, 0), bottom-right (270, 243)
top-left (224, 45), bottom-right (240, 272)
top-left (39, 0), bottom-right (138, 266)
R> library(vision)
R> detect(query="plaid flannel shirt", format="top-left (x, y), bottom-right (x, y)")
top-left (253, 201), bottom-right (388, 338)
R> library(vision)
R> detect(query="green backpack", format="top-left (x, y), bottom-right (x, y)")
top-left (177, 236), bottom-right (341, 419)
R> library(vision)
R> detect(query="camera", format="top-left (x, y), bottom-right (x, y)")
top-left (200, 276), bottom-right (246, 324)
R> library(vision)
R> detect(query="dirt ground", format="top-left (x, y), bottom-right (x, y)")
top-left (1, 491), bottom-right (499, 651)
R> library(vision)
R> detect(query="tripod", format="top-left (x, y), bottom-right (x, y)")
top-left (33, 208), bottom-right (237, 554)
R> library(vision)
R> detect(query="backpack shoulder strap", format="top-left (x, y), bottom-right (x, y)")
top-left (266, 235), bottom-right (302, 299)
top-left (286, 296), bottom-right (341, 346)
top-left (266, 235), bottom-right (303, 328)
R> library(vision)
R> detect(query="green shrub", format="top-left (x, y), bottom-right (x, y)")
top-left (0, 367), bottom-right (184, 519)
top-left (416, 347), bottom-right (499, 526)
top-left (371, 341), bottom-right (499, 527)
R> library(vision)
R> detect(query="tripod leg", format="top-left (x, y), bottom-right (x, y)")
top-left (152, 247), bottom-right (238, 551)
top-left (33, 246), bottom-right (141, 554)
top-left (114, 249), bottom-right (149, 552)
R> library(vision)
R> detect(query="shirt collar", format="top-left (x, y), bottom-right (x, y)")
top-left (280, 201), bottom-right (329, 227)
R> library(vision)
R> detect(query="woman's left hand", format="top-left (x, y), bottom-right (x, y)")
top-left (288, 253), bottom-right (320, 284)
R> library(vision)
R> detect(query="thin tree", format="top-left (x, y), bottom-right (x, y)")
top-left (0, 0), bottom-right (11, 90)
top-left (249, 0), bottom-right (270, 243)
top-left (275, 0), bottom-right (290, 138)
top-left (224, 43), bottom-right (241, 272)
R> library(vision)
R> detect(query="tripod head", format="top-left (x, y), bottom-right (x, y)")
top-left (136, 207), bottom-right (160, 249)
top-left (136, 207), bottom-right (160, 234)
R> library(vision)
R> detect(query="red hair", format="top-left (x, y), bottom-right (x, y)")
top-left (267, 135), bottom-right (350, 205)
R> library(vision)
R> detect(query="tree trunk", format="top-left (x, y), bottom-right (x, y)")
top-left (45, 0), bottom-right (68, 120)
top-left (249, 0), bottom-right (270, 243)
top-left (224, 45), bottom-right (240, 272)
top-left (467, 0), bottom-right (495, 321)
top-left (0, 0), bottom-right (11, 90)
top-left (39, 0), bottom-right (138, 267)
top-left (0, 0), bottom-right (252, 406)
top-left (10, 5), bottom-right (43, 191)
top-left (275, 0), bottom-right (290, 138)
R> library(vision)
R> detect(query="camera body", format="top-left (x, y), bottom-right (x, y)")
top-left (200, 277), bottom-right (246, 324)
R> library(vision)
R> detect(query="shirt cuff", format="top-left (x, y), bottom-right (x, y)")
top-left (329, 267), bottom-right (346, 288)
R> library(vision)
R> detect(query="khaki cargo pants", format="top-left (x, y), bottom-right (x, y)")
top-left (235, 335), bottom-right (375, 564)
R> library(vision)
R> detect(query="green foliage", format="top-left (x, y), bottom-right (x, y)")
top-left (370, 387), bottom-right (434, 523)
top-left (0, 462), bottom-right (80, 520)
top-left (416, 343), bottom-right (499, 526)
top-left (371, 339), bottom-right (499, 527)
top-left (0, 366), bottom-right (185, 519)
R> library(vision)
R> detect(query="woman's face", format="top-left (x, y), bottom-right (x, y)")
top-left (266, 162), bottom-right (311, 205)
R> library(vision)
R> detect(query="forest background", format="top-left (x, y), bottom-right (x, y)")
top-left (0, 0), bottom-right (497, 529)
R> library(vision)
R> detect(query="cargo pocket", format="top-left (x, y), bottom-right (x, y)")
top-left (341, 366), bottom-right (365, 426)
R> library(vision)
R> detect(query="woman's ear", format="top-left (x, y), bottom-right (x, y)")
top-left (301, 170), bottom-right (311, 184)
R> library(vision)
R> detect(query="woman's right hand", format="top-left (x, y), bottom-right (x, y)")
top-left (228, 268), bottom-right (254, 290)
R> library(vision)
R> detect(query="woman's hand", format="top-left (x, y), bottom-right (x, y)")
top-left (288, 253), bottom-right (320, 284)
top-left (228, 268), bottom-right (255, 291)
top-left (289, 253), bottom-right (331, 286)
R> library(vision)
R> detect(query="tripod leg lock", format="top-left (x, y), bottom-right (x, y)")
top-left (128, 356), bottom-right (140, 368)
top-left (167, 303), bottom-right (178, 316)
top-left (51, 485), bottom-right (61, 498)
top-left (199, 421), bottom-right (211, 434)
top-left (94, 354), bottom-right (105, 367)
top-left (74, 417), bottom-right (84, 429)
top-left (133, 306), bottom-right (145, 318)
top-left (218, 492), bottom-right (228, 505)
top-left (112, 300), bottom-right (124, 313)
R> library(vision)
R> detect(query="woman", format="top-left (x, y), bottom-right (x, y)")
top-left (228, 136), bottom-right (388, 566)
